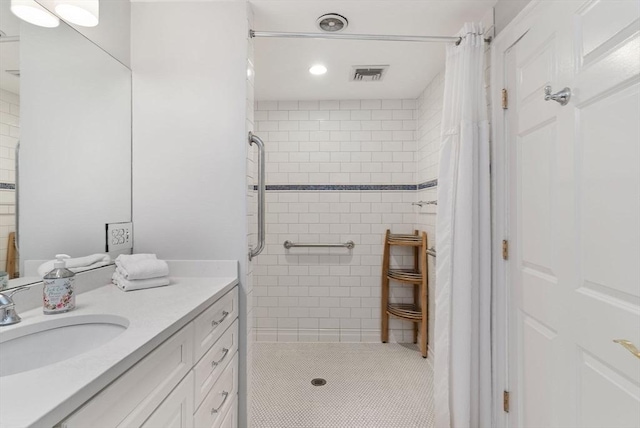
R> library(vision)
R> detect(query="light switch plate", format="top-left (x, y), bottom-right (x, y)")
top-left (106, 222), bottom-right (133, 252)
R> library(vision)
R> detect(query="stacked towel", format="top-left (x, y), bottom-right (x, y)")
top-left (115, 254), bottom-right (169, 280)
top-left (37, 254), bottom-right (111, 277)
top-left (112, 272), bottom-right (170, 292)
top-left (113, 254), bottom-right (170, 292)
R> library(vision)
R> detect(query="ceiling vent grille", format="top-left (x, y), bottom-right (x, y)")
top-left (351, 65), bottom-right (389, 82)
top-left (316, 14), bottom-right (348, 32)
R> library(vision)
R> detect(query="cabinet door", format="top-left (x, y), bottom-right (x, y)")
top-left (141, 372), bottom-right (194, 428)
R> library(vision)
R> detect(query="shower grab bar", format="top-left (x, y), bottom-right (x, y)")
top-left (248, 132), bottom-right (266, 261)
top-left (284, 240), bottom-right (355, 250)
top-left (426, 247), bottom-right (437, 258)
top-left (412, 200), bottom-right (437, 207)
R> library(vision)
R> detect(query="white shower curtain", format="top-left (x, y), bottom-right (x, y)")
top-left (434, 23), bottom-right (491, 428)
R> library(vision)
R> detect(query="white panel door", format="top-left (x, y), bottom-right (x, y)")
top-left (506, 1), bottom-right (640, 426)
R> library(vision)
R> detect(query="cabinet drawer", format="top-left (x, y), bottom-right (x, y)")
top-left (193, 287), bottom-right (238, 362)
top-left (194, 319), bottom-right (239, 409)
top-left (62, 323), bottom-right (194, 428)
top-left (141, 372), bottom-right (194, 428)
top-left (194, 353), bottom-right (238, 428)
top-left (218, 395), bottom-right (237, 428)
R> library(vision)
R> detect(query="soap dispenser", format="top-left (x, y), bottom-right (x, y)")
top-left (43, 254), bottom-right (76, 314)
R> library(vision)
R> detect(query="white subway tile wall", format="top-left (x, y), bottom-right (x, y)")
top-left (416, 72), bottom-right (444, 187)
top-left (253, 98), bottom-right (436, 343)
top-left (255, 99), bottom-right (417, 185)
top-left (0, 89), bottom-right (19, 273)
top-left (254, 189), bottom-right (418, 343)
top-left (414, 72), bottom-right (445, 353)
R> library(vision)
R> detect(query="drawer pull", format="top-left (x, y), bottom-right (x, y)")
top-left (210, 391), bottom-right (229, 414)
top-left (211, 311), bottom-right (229, 327)
top-left (614, 339), bottom-right (640, 359)
top-left (211, 348), bottom-right (230, 367)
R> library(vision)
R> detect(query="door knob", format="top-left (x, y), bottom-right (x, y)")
top-left (613, 339), bottom-right (640, 359)
top-left (544, 85), bottom-right (571, 106)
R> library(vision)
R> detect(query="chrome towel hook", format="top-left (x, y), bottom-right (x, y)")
top-left (544, 85), bottom-right (571, 106)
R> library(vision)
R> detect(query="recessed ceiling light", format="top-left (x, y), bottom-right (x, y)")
top-left (54, 0), bottom-right (99, 27)
top-left (309, 64), bottom-right (327, 75)
top-left (10, 0), bottom-right (60, 28)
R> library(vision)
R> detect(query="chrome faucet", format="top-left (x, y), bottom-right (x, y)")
top-left (0, 286), bottom-right (29, 326)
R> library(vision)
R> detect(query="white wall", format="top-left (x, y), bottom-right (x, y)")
top-left (414, 72), bottom-right (444, 353)
top-left (131, 1), bottom-right (249, 425)
top-left (37, 0), bottom-right (131, 66)
top-left (494, 0), bottom-right (531, 34)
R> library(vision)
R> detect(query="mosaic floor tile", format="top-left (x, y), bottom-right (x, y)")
top-left (252, 343), bottom-right (434, 428)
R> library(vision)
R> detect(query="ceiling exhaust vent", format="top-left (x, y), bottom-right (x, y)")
top-left (351, 65), bottom-right (389, 82)
top-left (317, 14), bottom-right (348, 32)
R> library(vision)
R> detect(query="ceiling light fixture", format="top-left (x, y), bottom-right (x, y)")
top-left (10, 0), bottom-right (60, 28)
top-left (54, 0), bottom-right (99, 27)
top-left (309, 64), bottom-right (327, 75)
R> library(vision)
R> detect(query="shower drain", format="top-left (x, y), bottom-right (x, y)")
top-left (311, 378), bottom-right (327, 386)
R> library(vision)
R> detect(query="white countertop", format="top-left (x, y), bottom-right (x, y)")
top-left (0, 262), bottom-right (238, 428)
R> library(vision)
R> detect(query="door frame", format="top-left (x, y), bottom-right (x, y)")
top-left (489, 1), bottom-right (549, 426)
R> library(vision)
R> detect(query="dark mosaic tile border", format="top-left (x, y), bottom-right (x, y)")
top-left (251, 180), bottom-right (438, 192)
top-left (266, 184), bottom-right (417, 191)
top-left (417, 179), bottom-right (438, 190)
top-left (0, 183), bottom-right (16, 190)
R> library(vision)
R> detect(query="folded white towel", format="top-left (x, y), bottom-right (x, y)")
top-left (37, 254), bottom-right (111, 277)
top-left (115, 254), bottom-right (157, 264)
top-left (112, 272), bottom-right (170, 292)
top-left (115, 255), bottom-right (169, 280)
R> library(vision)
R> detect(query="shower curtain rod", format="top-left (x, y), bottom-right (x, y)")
top-left (249, 30), bottom-right (491, 45)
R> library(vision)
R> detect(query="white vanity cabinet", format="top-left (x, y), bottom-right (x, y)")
top-left (58, 286), bottom-right (239, 428)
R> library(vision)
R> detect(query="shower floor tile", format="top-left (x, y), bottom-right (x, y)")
top-left (252, 343), bottom-right (434, 428)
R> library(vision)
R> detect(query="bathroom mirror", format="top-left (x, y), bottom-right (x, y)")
top-left (0, 2), bottom-right (132, 288)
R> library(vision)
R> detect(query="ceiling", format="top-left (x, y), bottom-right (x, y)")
top-left (251, 0), bottom-right (496, 101)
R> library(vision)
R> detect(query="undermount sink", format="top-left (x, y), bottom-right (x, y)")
top-left (0, 314), bottom-right (129, 377)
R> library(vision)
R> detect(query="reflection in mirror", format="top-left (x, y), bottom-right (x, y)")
top-left (0, 3), bottom-right (132, 289)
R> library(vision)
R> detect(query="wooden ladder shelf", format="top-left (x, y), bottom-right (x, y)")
top-left (381, 229), bottom-right (429, 358)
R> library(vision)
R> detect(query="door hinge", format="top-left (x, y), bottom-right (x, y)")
top-left (503, 391), bottom-right (510, 413)
top-left (501, 88), bottom-right (508, 109)
top-left (502, 240), bottom-right (509, 260)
